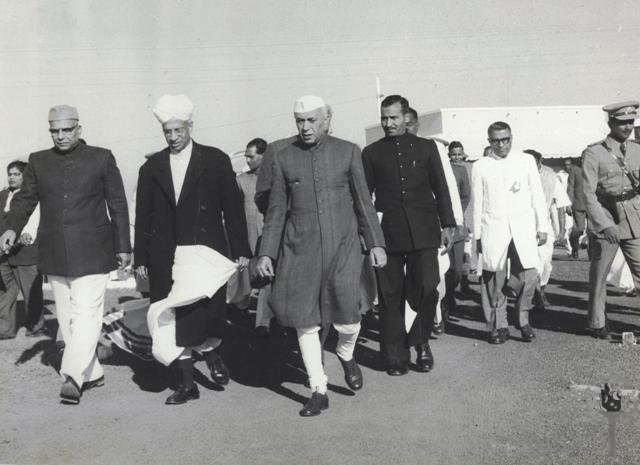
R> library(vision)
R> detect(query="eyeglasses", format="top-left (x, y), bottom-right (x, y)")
top-left (489, 137), bottom-right (511, 145)
top-left (49, 125), bottom-right (78, 136)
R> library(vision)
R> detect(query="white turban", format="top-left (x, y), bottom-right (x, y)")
top-left (293, 95), bottom-right (326, 113)
top-left (153, 94), bottom-right (194, 123)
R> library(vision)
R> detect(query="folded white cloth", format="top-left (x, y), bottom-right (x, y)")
top-left (147, 245), bottom-right (238, 366)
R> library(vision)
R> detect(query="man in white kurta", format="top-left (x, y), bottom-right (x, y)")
top-left (472, 122), bottom-right (549, 344)
top-left (524, 150), bottom-right (572, 310)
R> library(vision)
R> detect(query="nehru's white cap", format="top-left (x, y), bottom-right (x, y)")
top-left (153, 94), bottom-right (194, 123)
top-left (293, 95), bottom-right (326, 113)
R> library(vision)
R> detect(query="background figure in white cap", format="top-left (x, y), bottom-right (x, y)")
top-left (256, 95), bottom-right (387, 417)
top-left (135, 94), bottom-right (251, 405)
top-left (582, 100), bottom-right (640, 340)
top-left (0, 105), bottom-right (132, 404)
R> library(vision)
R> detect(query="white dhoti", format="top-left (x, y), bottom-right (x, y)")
top-left (147, 245), bottom-right (238, 366)
top-left (537, 234), bottom-right (555, 286)
top-left (405, 247), bottom-right (449, 331)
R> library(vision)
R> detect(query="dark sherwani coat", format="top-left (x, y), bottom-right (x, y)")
top-left (362, 133), bottom-right (456, 253)
top-left (260, 135), bottom-right (385, 328)
top-left (0, 189), bottom-right (38, 266)
top-left (7, 142), bottom-right (131, 276)
top-left (134, 141), bottom-right (251, 347)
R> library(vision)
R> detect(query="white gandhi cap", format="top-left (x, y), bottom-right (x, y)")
top-left (293, 95), bottom-right (326, 113)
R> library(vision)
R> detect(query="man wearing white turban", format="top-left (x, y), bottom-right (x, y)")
top-left (135, 94), bottom-right (252, 405)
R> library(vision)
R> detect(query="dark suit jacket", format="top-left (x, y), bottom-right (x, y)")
top-left (567, 164), bottom-right (586, 211)
top-left (7, 142), bottom-right (131, 276)
top-left (134, 141), bottom-right (252, 304)
top-left (362, 133), bottom-right (455, 253)
top-left (0, 189), bottom-right (38, 266)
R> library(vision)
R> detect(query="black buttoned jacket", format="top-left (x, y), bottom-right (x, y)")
top-left (134, 141), bottom-right (251, 304)
top-left (362, 133), bottom-right (455, 253)
top-left (7, 142), bottom-right (131, 276)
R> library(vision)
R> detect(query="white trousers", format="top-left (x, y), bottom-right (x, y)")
top-left (49, 274), bottom-right (109, 386)
top-left (296, 322), bottom-right (361, 393)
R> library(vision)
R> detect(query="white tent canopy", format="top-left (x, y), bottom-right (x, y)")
top-left (366, 105), bottom-right (615, 159)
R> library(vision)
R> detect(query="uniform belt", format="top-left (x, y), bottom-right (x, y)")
top-left (601, 189), bottom-right (639, 202)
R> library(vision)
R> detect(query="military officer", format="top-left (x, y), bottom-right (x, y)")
top-left (582, 100), bottom-right (640, 339)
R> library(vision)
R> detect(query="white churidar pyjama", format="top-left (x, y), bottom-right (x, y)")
top-left (296, 322), bottom-right (361, 393)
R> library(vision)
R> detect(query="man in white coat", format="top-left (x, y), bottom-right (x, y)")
top-left (472, 122), bottom-right (549, 344)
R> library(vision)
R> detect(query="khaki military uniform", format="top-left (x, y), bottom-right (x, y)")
top-left (582, 136), bottom-right (640, 329)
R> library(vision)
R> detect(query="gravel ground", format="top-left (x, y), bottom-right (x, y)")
top-left (1, 249), bottom-right (639, 465)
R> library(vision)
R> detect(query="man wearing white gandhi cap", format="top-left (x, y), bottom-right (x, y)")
top-left (135, 94), bottom-right (252, 404)
top-left (256, 95), bottom-right (387, 416)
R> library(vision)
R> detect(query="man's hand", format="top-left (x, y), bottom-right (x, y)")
top-left (369, 246), bottom-right (387, 268)
top-left (136, 266), bottom-right (149, 280)
top-left (476, 239), bottom-right (482, 255)
top-left (536, 231), bottom-right (548, 246)
top-left (565, 206), bottom-right (573, 216)
top-left (18, 232), bottom-right (33, 246)
top-left (0, 230), bottom-right (16, 254)
top-left (602, 226), bottom-right (619, 244)
top-left (440, 227), bottom-right (455, 255)
top-left (116, 252), bottom-right (132, 270)
top-left (236, 256), bottom-right (250, 271)
top-left (256, 256), bottom-right (275, 278)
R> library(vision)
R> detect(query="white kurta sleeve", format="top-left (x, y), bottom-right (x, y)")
top-left (553, 178), bottom-right (571, 209)
top-left (471, 161), bottom-right (484, 241)
top-left (527, 158), bottom-right (551, 234)
top-left (435, 142), bottom-right (463, 226)
top-left (20, 202), bottom-right (40, 240)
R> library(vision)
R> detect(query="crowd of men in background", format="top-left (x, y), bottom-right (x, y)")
top-left (0, 94), bottom-right (638, 417)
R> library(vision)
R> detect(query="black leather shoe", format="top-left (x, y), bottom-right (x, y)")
top-left (338, 356), bottom-right (363, 390)
top-left (488, 333), bottom-right (504, 344)
top-left (205, 352), bottom-right (230, 385)
top-left (521, 325), bottom-right (536, 342)
top-left (386, 364), bottom-right (409, 376)
top-left (432, 322), bottom-right (444, 336)
top-left (591, 326), bottom-right (610, 339)
top-left (165, 384), bottom-right (200, 405)
top-left (82, 375), bottom-right (105, 392)
top-left (498, 328), bottom-right (510, 342)
top-left (415, 343), bottom-right (434, 372)
top-left (299, 391), bottom-right (329, 417)
top-left (60, 377), bottom-right (81, 405)
top-left (254, 326), bottom-right (270, 338)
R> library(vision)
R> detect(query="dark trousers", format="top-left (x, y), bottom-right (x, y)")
top-left (569, 210), bottom-right (587, 252)
top-left (14, 265), bottom-right (44, 331)
top-left (375, 248), bottom-right (439, 366)
top-left (0, 259), bottom-right (19, 337)
top-left (445, 239), bottom-right (465, 305)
